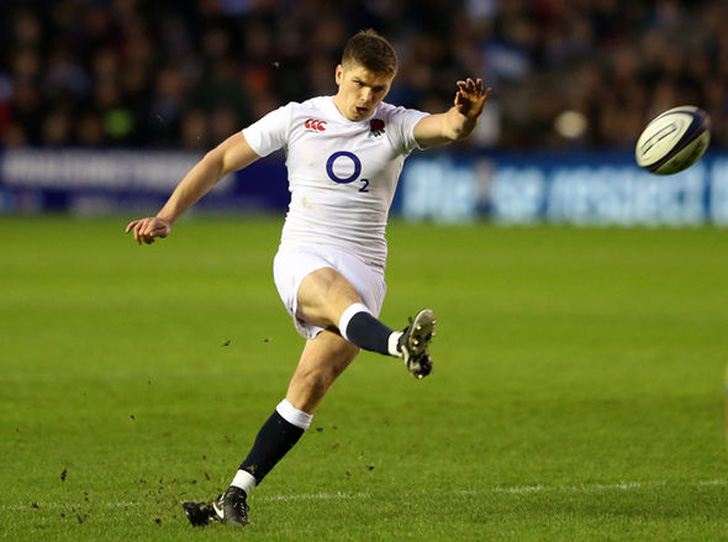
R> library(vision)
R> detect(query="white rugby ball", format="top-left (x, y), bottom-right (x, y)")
top-left (635, 105), bottom-right (711, 175)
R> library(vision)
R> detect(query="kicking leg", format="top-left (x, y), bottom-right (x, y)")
top-left (298, 267), bottom-right (436, 377)
top-left (297, 267), bottom-right (399, 356)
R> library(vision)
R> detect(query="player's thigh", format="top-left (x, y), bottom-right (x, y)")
top-left (273, 246), bottom-right (333, 338)
top-left (297, 267), bottom-right (362, 327)
top-left (274, 246), bottom-right (386, 336)
top-left (335, 251), bottom-right (387, 319)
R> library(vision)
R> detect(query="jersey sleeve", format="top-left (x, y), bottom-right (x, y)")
top-left (384, 104), bottom-right (430, 156)
top-left (242, 103), bottom-right (295, 157)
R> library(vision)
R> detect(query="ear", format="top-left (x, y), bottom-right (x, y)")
top-left (335, 64), bottom-right (343, 85)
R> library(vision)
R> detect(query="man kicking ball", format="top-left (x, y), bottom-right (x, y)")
top-left (126, 29), bottom-right (490, 526)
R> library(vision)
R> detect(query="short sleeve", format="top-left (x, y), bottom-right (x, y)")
top-left (242, 103), bottom-right (295, 157)
top-left (383, 104), bottom-right (430, 156)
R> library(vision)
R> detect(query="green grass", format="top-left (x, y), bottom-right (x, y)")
top-left (2, 216), bottom-right (728, 540)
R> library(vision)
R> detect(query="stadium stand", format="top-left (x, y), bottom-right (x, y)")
top-left (0, 0), bottom-right (725, 150)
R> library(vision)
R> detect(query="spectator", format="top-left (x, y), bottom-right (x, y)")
top-left (0, 0), bottom-right (726, 150)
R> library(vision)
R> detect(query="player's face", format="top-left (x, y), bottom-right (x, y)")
top-left (333, 62), bottom-right (394, 121)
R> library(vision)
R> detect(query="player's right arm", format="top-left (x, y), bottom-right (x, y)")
top-left (125, 132), bottom-right (261, 244)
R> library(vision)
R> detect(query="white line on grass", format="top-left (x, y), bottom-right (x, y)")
top-left (471, 478), bottom-right (728, 496)
top-left (3, 479), bottom-right (727, 512)
top-left (258, 491), bottom-right (372, 502)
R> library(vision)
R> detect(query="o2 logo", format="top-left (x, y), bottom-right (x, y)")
top-left (326, 151), bottom-right (369, 193)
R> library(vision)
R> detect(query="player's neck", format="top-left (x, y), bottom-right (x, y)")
top-left (331, 95), bottom-right (350, 120)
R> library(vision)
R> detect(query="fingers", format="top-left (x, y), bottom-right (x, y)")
top-left (140, 226), bottom-right (156, 245)
top-left (136, 221), bottom-right (150, 245)
top-left (454, 77), bottom-right (493, 119)
top-left (125, 217), bottom-right (169, 245)
top-left (457, 78), bottom-right (488, 98)
top-left (124, 220), bottom-right (143, 245)
top-left (124, 220), bottom-right (144, 245)
top-left (139, 220), bottom-right (158, 245)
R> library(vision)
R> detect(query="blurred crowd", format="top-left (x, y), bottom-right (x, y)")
top-left (1, 0), bottom-right (726, 150)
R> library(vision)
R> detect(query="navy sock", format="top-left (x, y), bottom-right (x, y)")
top-left (240, 410), bottom-right (305, 484)
top-left (345, 311), bottom-right (394, 355)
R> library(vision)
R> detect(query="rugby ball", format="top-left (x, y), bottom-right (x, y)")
top-left (635, 106), bottom-right (711, 175)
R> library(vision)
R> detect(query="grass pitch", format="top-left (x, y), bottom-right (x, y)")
top-left (2, 216), bottom-right (728, 541)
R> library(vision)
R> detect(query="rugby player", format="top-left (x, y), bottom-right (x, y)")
top-left (125, 29), bottom-right (490, 526)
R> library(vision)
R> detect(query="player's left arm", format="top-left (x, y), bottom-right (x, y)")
top-left (413, 78), bottom-right (492, 149)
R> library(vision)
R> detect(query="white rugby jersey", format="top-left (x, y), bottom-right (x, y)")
top-left (242, 96), bottom-right (429, 269)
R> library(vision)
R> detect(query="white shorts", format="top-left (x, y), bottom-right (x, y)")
top-left (273, 244), bottom-right (387, 339)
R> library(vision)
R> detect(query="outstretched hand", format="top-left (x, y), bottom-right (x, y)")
top-left (125, 216), bottom-right (172, 245)
top-left (453, 78), bottom-right (492, 120)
